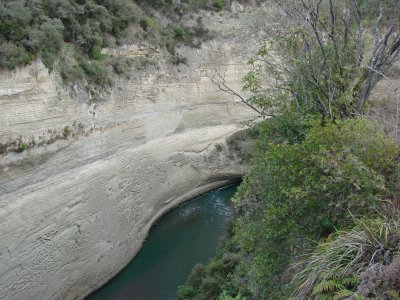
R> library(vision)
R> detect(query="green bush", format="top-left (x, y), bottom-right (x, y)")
top-left (178, 101), bottom-right (400, 299)
top-left (37, 19), bottom-right (64, 68)
top-left (178, 247), bottom-right (243, 300)
top-left (79, 59), bottom-right (112, 86)
top-left (213, 0), bottom-right (225, 10)
top-left (0, 0), bottom-right (32, 42)
top-left (254, 112), bottom-right (318, 148)
top-left (63, 126), bottom-right (72, 138)
top-left (218, 291), bottom-right (246, 300)
top-left (110, 57), bottom-right (133, 77)
top-left (174, 26), bottom-right (186, 39)
top-left (139, 16), bottom-right (159, 32)
top-left (0, 0), bottom-right (226, 88)
top-left (16, 143), bottom-right (28, 153)
top-left (177, 285), bottom-right (195, 299)
top-left (60, 63), bottom-right (85, 82)
top-left (165, 38), bottom-right (175, 55)
top-left (0, 42), bottom-right (33, 69)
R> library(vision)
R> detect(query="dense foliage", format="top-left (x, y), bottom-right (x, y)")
top-left (0, 0), bottom-right (245, 84)
top-left (178, 116), bottom-right (400, 300)
top-left (1, 0), bottom-right (135, 70)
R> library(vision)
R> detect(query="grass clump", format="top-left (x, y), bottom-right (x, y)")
top-left (289, 216), bottom-right (400, 299)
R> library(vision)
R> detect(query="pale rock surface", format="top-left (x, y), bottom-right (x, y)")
top-left (0, 5), bottom-right (264, 300)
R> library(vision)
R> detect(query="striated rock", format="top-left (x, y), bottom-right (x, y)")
top-left (0, 6), bottom-right (263, 300)
top-left (0, 125), bottom-right (252, 300)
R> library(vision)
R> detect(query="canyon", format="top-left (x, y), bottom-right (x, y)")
top-left (0, 4), bottom-right (260, 300)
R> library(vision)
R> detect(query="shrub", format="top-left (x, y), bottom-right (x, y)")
top-left (110, 57), bottom-right (132, 77)
top-left (16, 143), bottom-right (28, 153)
top-left (139, 16), bottom-right (158, 32)
top-left (177, 285), bottom-right (195, 299)
top-left (78, 58), bottom-right (112, 86)
top-left (254, 112), bottom-right (318, 149)
top-left (0, 0), bottom-right (218, 90)
top-left (37, 19), bottom-right (64, 69)
top-left (63, 126), bottom-right (72, 138)
top-left (218, 291), bottom-right (246, 300)
top-left (178, 251), bottom-right (242, 300)
top-left (0, 0), bottom-right (32, 42)
top-left (213, 0), bottom-right (225, 10)
top-left (165, 38), bottom-right (175, 55)
top-left (174, 26), bottom-right (186, 39)
top-left (0, 42), bottom-right (33, 69)
top-left (60, 63), bottom-right (85, 82)
top-left (170, 54), bottom-right (187, 65)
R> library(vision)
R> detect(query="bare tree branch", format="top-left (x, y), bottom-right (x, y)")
top-left (208, 69), bottom-right (273, 117)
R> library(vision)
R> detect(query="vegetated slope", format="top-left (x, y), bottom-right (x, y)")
top-left (178, 116), bottom-right (400, 300)
top-left (0, 0), bottom-right (254, 85)
top-left (177, 0), bottom-right (400, 299)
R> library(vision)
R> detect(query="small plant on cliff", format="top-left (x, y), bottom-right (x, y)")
top-left (213, 0), bottom-right (225, 10)
top-left (16, 143), bottom-right (28, 153)
top-left (63, 126), bottom-right (72, 138)
top-left (170, 54), bottom-right (187, 65)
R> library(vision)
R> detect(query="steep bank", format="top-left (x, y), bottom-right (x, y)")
top-left (1, 125), bottom-right (251, 300)
top-left (0, 4), bottom-right (261, 300)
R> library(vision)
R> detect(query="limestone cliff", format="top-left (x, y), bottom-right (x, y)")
top-left (0, 4), bottom-right (262, 300)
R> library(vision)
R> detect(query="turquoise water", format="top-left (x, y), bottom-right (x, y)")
top-left (87, 184), bottom-right (238, 300)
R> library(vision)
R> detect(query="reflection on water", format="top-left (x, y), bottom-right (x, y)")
top-left (87, 184), bottom-right (238, 300)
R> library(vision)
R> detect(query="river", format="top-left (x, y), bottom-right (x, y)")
top-left (87, 184), bottom-right (238, 300)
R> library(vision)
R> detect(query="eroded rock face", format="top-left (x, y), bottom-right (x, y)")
top-left (0, 6), bottom-right (262, 300)
top-left (0, 125), bottom-right (252, 300)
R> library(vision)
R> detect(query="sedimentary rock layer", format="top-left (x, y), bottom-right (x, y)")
top-left (0, 5), bottom-right (262, 299)
top-left (0, 124), bottom-right (251, 300)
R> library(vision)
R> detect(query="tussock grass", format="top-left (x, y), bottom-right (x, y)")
top-left (289, 214), bottom-right (400, 299)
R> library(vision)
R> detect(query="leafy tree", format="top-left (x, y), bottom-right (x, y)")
top-left (239, 0), bottom-right (400, 119)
